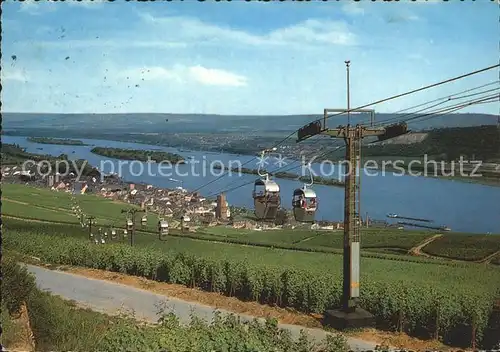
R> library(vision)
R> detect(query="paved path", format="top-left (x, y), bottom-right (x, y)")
top-left (476, 250), bottom-right (500, 264)
top-left (26, 264), bottom-right (381, 351)
top-left (408, 234), bottom-right (443, 257)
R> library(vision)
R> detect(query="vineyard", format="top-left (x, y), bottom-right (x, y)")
top-left (2, 184), bottom-right (159, 230)
top-left (294, 230), bottom-right (431, 251)
top-left (2, 253), bottom-right (347, 352)
top-left (3, 183), bottom-right (500, 264)
top-left (492, 255), bottom-right (500, 265)
top-left (1, 217), bottom-right (483, 267)
top-left (5, 227), bottom-right (500, 348)
top-left (423, 234), bottom-right (500, 261)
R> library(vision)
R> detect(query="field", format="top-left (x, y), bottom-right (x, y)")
top-left (492, 254), bottom-right (500, 265)
top-left (423, 234), bottom-right (500, 261)
top-left (3, 183), bottom-right (500, 263)
top-left (2, 253), bottom-right (345, 352)
top-left (3, 183), bottom-right (500, 347)
top-left (5, 229), bottom-right (500, 347)
top-left (2, 183), bottom-right (160, 230)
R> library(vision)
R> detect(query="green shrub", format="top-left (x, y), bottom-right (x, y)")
top-left (1, 253), bottom-right (36, 316)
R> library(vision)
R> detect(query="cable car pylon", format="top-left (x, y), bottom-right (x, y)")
top-left (296, 60), bottom-right (409, 330)
top-left (252, 148), bottom-right (281, 221)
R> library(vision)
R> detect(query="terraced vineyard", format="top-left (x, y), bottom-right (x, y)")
top-left (300, 230), bottom-right (431, 251)
top-left (199, 226), bottom-right (434, 251)
top-left (199, 227), bottom-right (323, 245)
top-left (4, 183), bottom-right (500, 347)
top-left (5, 229), bottom-right (500, 347)
top-left (3, 252), bottom-right (346, 352)
top-left (423, 233), bottom-right (500, 261)
top-left (492, 254), bottom-right (500, 266)
top-left (4, 183), bottom-right (500, 264)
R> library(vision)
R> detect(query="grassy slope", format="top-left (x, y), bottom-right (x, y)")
top-left (3, 183), bottom-right (500, 263)
top-left (5, 230), bottom-right (500, 348)
top-left (423, 233), bottom-right (500, 261)
top-left (6, 221), bottom-right (497, 289)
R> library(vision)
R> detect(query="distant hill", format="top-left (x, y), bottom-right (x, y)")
top-left (2, 112), bottom-right (498, 134)
top-left (363, 125), bottom-right (500, 162)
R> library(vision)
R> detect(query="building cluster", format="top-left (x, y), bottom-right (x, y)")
top-left (1, 165), bottom-right (233, 228)
top-left (2, 164), bottom-right (354, 231)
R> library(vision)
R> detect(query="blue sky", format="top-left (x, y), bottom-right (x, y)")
top-left (1, 0), bottom-right (499, 115)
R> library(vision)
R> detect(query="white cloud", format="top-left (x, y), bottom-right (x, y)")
top-left (407, 0), bottom-right (440, 3)
top-left (27, 39), bottom-right (187, 50)
top-left (66, 0), bottom-right (106, 8)
top-left (18, 0), bottom-right (57, 15)
top-left (342, 3), bottom-right (365, 16)
top-left (268, 19), bottom-right (355, 46)
top-left (385, 13), bottom-right (420, 24)
top-left (139, 13), bottom-right (356, 48)
top-left (14, 12), bottom-right (356, 53)
top-left (1, 68), bottom-right (30, 82)
top-left (116, 65), bottom-right (248, 87)
top-left (188, 65), bottom-right (247, 87)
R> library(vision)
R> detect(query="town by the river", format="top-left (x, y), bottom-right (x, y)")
top-left (3, 135), bottom-right (500, 234)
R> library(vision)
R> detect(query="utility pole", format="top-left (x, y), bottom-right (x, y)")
top-left (346, 60), bottom-right (351, 125)
top-left (296, 61), bottom-right (408, 329)
top-left (86, 216), bottom-right (96, 241)
top-left (121, 209), bottom-right (145, 246)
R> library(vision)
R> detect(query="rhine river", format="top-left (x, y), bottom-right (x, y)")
top-left (4, 136), bottom-right (500, 234)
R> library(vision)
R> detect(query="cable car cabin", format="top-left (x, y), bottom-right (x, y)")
top-left (292, 188), bottom-right (317, 223)
top-left (158, 220), bottom-right (169, 235)
top-left (126, 219), bottom-right (133, 231)
top-left (253, 178), bottom-right (281, 220)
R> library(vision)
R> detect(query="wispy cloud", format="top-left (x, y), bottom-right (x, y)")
top-left (1, 68), bottom-right (30, 82)
top-left (66, 0), bottom-right (107, 9)
top-left (407, 0), bottom-right (441, 4)
top-left (342, 3), bottom-right (365, 16)
top-left (138, 12), bottom-right (357, 48)
top-left (18, 0), bottom-right (57, 15)
top-left (385, 13), bottom-right (420, 24)
top-left (188, 66), bottom-right (247, 87)
top-left (13, 11), bottom-right (357, 54)
top-left (116, 65), bottom-right (248, 87)
top-left (24, 39), bottom-right (187, 49)
top-left (267, 19), bottom-right (356, 46)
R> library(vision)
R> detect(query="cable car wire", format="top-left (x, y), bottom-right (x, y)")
top-left (322, 63), bottom-right (499, 122)
top-left (207, 88), bottom-right (499, 196)
top-left (207, 96), bottom-right (497, 197)
top-left (190, 64), bottom-right (499, 194)
top-left (191, 131), bottom-right (297, 193)
top-left (372, 86), bottom-right (500, 126)
top-left (368, 80), bottom-right (499, 118)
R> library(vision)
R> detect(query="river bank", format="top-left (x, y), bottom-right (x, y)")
top-left (213, 165), bottom-right (345, 187)
top-left (2, 135), bottom-right (500, 233)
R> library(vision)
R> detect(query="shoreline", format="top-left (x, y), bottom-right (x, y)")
top-left (5, 134), bottom-right (500, 188)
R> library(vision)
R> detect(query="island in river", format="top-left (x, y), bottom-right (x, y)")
top-left (90, 147), bottom-right (186, 164)
top-left (27, 137), bottom-right (89, 146)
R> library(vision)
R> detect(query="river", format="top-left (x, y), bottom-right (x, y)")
top-left (3, 135), bottom-right (499, 234)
